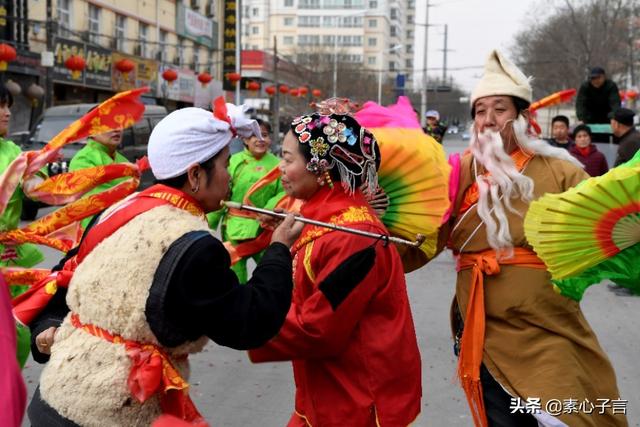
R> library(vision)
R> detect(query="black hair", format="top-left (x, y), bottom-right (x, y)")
top-left (155, 153), bottom-right (217, 189)
top-left (470, 96), bottom-right (530, 119)
top-left (572, 124), bottom-right (592, 138)
top-left (551, 115), bottom-right (570, 127)
top-left (290, 130), bottom-right (382, 188)
top-left (0, 84), bottom-right (14, 108)
top-left (255, 118), bottom-right (272, 134)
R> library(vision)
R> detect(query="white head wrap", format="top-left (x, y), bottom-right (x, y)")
top-left (471, 50), bottom-right (532, 106)
top-left (148, 102), bottom-right (261, 180)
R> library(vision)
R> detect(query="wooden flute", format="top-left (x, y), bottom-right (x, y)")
top-left (222, 201), bottom-right (425, 247)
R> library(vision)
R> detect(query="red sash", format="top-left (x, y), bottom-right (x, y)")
top-left (12, 184), bottom-right (204, 325)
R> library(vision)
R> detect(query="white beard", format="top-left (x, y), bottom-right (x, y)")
top-left (469, 115), bottom-right (584, 257)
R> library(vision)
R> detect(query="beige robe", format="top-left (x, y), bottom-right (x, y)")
top-left (447, 153), bottom-right (628, 427)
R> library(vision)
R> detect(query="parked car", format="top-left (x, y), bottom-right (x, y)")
top-left (21, 104), bottom-right (168, 220)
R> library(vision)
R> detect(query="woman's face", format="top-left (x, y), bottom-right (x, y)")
top-left (0, 102), bottom-right (11, 137)
top-left (192, 146), bottom-right (231, 213)
top-left (245, 124), bottom-right (272, 159)
top-left (574, 130), bottom-right (591, 148)
top-left (279, 131), bottom-right (320, 200)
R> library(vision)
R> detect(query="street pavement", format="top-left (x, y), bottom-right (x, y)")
top-left (20, 135), bottom-right (639, 426)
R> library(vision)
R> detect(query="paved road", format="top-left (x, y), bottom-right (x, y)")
top-left (21, 135), bottom-right (639, 426)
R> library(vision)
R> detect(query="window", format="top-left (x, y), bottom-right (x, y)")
top-left (368, 56), bottom-right (376, 65)
top-left (405, 59), bottom-right (413, 68)
top-left (252, 7), bottom-right (259, 16)
top-left (178, 37), bottom-right (185, 66)
top-left (389, 61), bottom-right (396, 71)
top-left (88, 5), bottom-right (101, 44)
top-left (390, 8), bottom-right (398, 19)
top-left (298, 0), bottom-right (320, 8)
top-left (406, 44), bottom-right (413, 54)
top-left (407, 15), bottom-right (414, 24)
top-left (115, 14), bottom-right (126, 52)
top-left (193, 48), bottom-right (199, 69)
top-left (283, 36), bottom-right (294, 45)
top-left (369, 0), bottom-right (377, 8)
top-left (57, 0), bottom-right (71, 37)
top-left (284, 17), bottom-right (294, 26)
top-left (159, 30), bottom-right (168, 62)
top-left (138, 23), bottom-right (148, 58)
top-left (368, 37), bottom-right (377, 47)
top-left (252, 26), bottom-right (259, 34)
top-left (390, 25), bottom-right (398, 37)
top-left (406, 29), bottom-right (414, 39)
top-left (284, 0), bottom-right (294, 5)
top-left (299, 16), bottom-right (320, 27)
top-left (368, 19), bottom-right (376, 28)
top-left (298, 35), bottom-right (320, 46)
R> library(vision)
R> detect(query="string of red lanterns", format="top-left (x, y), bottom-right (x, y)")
top-left (0, 43), bottom-right (16, 71)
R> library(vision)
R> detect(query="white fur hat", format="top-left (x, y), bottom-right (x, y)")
top-left (148, 103), bottom-right (261, 180)
top-left (471, 50), bottom-right (532, 106)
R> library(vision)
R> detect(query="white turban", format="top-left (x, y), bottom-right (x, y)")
top-left (471, 50), bottom-right (532, 106)
top-left (148, 103), bottom-right (261, 180)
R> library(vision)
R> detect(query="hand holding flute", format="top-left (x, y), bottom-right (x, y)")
top-left (223, 201), bottom-right (425, 248)
top-left (270, 213), bottom-right (304, 248)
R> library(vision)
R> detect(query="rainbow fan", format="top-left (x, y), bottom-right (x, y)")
top-left (356, 97), bottom-right (451, 270)
top-left (524, 151), bottom-right (640, 300)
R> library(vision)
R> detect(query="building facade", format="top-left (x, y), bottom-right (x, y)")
top-left (1, 0), bottom-right (225, 132)
top-left (240, 0), bottom-right (415, 88)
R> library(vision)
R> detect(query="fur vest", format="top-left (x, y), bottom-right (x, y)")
top-left (39, 204), bottom-right (210, 426)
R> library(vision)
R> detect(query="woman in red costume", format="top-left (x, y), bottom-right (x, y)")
top-left (249, 100), bottom-right (422, 426)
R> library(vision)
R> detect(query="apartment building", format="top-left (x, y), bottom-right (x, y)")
top-left (240, 0), bottom-right (415, 85)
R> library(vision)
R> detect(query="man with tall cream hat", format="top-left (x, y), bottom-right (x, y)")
top-left (442, 50), bottom-right (627, 427)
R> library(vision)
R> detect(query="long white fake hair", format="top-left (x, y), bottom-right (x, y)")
top-left (469, 114), bottom-right (583, 257)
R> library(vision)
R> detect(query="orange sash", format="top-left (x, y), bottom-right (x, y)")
top-left (455, 248), bottom-right (546, 427)
top-left (70, 313), bottom-right (203, 424)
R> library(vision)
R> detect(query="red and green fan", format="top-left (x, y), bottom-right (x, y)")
top-left (524, 151), bottom-right (640, 300)
top-left (356, 96), bottom-right (451, 271)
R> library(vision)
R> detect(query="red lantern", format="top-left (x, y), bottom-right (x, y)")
top-left (64, 55), bottom-right (86, 80)
top-left (626, 90), bottom-right (638, 100)
top-left (0, 43), bottom-right (16, 71)
top-left (162, 69), bottom-right (178, 86)
top-left (619, 90), bottom-right (627, 101)
top-left (298, 87), bottom-right (308, 97)
top-left (290, 88), bottom-right (299, 97)
top-left (247, 81), bottom-right (261, 91)
top-left (279, 85), bottom-right (289, 94)
top-left (226, 72), bottom-right (241, 86)
top-left (197, 72), bottom-right (213, 88)
top-left (265, 85), bottom-right (276, 96)
top-left (115, 59), bottom-right (135, 80)
top-left (312, 88), bottom-right (322, 98)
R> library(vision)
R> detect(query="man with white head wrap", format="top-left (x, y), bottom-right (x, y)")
top-left (27, 100), bottom-right (303, 426)
top-left (439, 51), bottom-right (627, 427)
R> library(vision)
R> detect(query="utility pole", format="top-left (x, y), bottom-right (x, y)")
top-left (45, 0), bottom-right (53, 108)
top-left (441, 23), bottom-right (448, 83)
top-left (235, 0), bottom-right (241, 104)
top-left (419, 1), bottom-right (431, 127)
top-left (272, 36), bottom-right (280, 143)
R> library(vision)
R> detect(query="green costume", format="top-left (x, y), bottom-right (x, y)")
top-left (208, 149), bottom-right (284, 283)
top-left (0, 138), bottom-right (44, 368)
top-left (69, 139), bottom-right (128, 229)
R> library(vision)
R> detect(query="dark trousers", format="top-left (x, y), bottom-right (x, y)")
top-left (27, 387), bottom-right (81, 427)
top-left (481, 364), bottom-right (539, 427)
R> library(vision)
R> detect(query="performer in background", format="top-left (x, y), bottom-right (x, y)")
top-left (27, 102), bottom-right (303, 426)
top-left (249, 101), bottom-right (422, 427)
top-left (442, 50), bottom-right (627, 427)
top-left (0, 84), bottom-right (44, 368)
top-left (208, 118), bottom-right (283, 283)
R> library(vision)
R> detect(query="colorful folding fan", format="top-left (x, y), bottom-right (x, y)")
top-left (356, 96), bottom-right (451, 271)
top-left (524, 151), bottom-right (640, 300)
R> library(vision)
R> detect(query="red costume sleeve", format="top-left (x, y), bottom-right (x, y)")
top-left (249, 226), bottom-right (390, 362)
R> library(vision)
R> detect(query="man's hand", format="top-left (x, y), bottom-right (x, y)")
top-left (270, 214), bottom-right (304, 248)
top-left (35, 326), bottom-right (57, 355)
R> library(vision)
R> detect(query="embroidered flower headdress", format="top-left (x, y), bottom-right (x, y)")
top-left (290, 98), bottom-right (379, 195)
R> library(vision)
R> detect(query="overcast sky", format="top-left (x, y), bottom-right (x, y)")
top-left (413, 0), bottom-right (540, 93)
